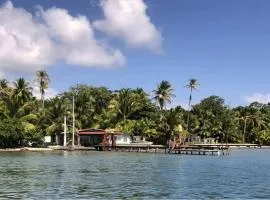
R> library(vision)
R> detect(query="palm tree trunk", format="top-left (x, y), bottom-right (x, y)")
top-left (186, 88), bottom-right (193, 143)
top-left (42, 95), bottom-right (45, 109)
top-left (243, 117), bottom-right (247, 144)
top-left (41, 92), bottom-right (45, 115)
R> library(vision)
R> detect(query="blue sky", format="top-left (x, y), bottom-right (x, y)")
top-left (1, 0), bottom-right (270, 107)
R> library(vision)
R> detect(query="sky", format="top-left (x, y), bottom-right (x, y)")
top-left (1, 0), bottom-right (270, 108)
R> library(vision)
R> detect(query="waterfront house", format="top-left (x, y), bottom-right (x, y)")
top-left (78, 128), bottom-right (126, 147)
top-left (78, 129), bottom-right (153, 148)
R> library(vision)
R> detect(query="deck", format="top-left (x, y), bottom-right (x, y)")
top-left (168, 145), bottom-right (229, 156)
top-left (95, 144), bottom-right (165, 153)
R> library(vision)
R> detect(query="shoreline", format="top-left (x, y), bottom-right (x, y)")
top-left (1, 145), bottom-right (270, 152)
top-left (0, 147), bottom-right (54, 152)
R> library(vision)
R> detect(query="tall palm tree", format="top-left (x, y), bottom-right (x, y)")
top-left (0, 79), bottom-right (10, 99)
top-left (35, 70), bottom-right (50, 108)
top-left (153, 81), bottom-right (175, 110)
top-left (185, 79), bottom-right (199, 131)
top-left (12, 78), bottom-right (32, 107)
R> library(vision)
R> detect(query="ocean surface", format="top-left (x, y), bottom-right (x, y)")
top-left (0, 149), bottom-right (269, 199)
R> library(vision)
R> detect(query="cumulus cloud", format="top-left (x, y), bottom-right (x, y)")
top-left (93, 0), bottom-right (163, 51)
top-left (245, 93), bottom-right (270, 104)
top-left (32, 85), bottom-right (58, 100)
top-left (0, 1), bottom-right (125, 75)
top-left (38, 6), bottom-right (125, 67)
top-left (0, 1), bottom-right (54, 72)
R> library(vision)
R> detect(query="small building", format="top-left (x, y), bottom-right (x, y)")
top-left (78, 129), bottom-right (155, 150)
top-left (78, 129), bottom-right (105, 147)
top-left (133, 136), bottom-right (153, 145)
top-left (78, 129), bottom-right (126, 147)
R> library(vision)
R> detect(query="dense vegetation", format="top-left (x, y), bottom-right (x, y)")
top-left (0, 71), bottom-right (270, 148)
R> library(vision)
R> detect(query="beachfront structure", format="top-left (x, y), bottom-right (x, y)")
top-left (78, 129), bottom-right (127, 147)
top-left (133, 136), bottom-right (153, 145)
top-left (78, 129), bottom-right (105, 147)
top-left (114, 134), bottom-right (132, 145)
top-left (78, 129), bottom-right (154, 148)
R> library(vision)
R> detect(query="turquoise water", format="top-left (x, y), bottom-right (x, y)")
top-left (0, 150), bottom-right (270, 199)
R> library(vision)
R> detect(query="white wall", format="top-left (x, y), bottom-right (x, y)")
top-left (115, 135), bottom-right (131, 144)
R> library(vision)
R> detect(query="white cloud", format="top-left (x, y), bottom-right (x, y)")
top-left (0, 70), bottom-right (4, 78)
top-left (0, 1), bottom-right (55, 72)
top-left (32, 85), bottom-right (58, 100)
top-left (93, 0), bottom-right (163, 51)
top-left (245, 93), bottom-right (270, 104)
top-left (0, 1), bottom-right (125, 75)
top-left (38, 6), bottom-right (125, 67)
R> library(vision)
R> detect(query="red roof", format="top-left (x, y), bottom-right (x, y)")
top-left (78, 128), bottom-right (123, 135)
top-left (79, 131), bottom-right (105, 135)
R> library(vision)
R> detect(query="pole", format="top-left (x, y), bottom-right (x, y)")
top-left (186, 88), bottom-right (192, 143)
top-left (64, 116), bottom-right (67, 147)
top-left (72, 96), bottom-right (75, 147)
top-left (243, 117), bottom-right (247, 144)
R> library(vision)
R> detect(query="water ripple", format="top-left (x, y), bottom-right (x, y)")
top-left (0, 150), bottom-right (269, 199)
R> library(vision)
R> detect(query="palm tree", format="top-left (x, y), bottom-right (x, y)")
top-left (234, 106), bottom-right (266, 143)
top-left (12, 78), bottom-right (32, 107)
top-left (153, 81), bottom-right (175, 110)
top-left (0, 79), bottom-right (8, 89)
top-left (110, 89), bottom-right (143, 122)
top-left (45, 97), bottom-right (69, 137)
top-left (0, 79), bottom-right (10, 99)
top-left (185, 79), bottom-right (199, 131)
top-left (35, 70), bottom-right (50, 108)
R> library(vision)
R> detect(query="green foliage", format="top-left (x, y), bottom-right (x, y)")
top-left (115, 120), bottom-right (137, 135)
top-left (153, 80), bottom-right (175, 110)
top-left (0, 119), bottom-right (24, 148)
top-left (35, 70), bottom-right (50, 108)
top-left (257, 129), bottom-right (270, 145)
top-left (2, 73), bottom-right (270, 148)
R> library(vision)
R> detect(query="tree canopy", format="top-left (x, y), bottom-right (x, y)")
top-left (1, 74), bottom-right (270, 148)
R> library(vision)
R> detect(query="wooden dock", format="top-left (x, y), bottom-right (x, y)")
top-left (48, 144), bottom-right (230, 156)
top-left (192, 143), bottom-right (261, 148)
top-left (169, 148), bottom-right (226, 156)
top-left (168, 145), bottom-right (229, 156)
top-left (95, 144), bottom-right (165, 153)
top-left (94, 144), bottom-right (229, 156)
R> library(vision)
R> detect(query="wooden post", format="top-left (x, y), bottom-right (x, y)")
top-left (63, 116), bottom-right (67, 147)
top-left (72, 96), bottom-right (75, 147)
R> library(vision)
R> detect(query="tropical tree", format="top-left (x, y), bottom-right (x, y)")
top-left (35, 70), bottom-right (50, 108)
top-left (45, 97), bottom-right (69, 140)
top-left (65, 85), bottom-right (114, 129)
top-left (185, 78), bottom-right (199, 131)
top-left (153, 80), bottom-right (175, 110)
top-left (0, 79), bottom-right (12, 103)
top-left (234, 105), bottom-right (266, 143)
top-left (12, 78), bottom-right (32, 107)
top-left (109, 89), bottom-right (145, 122)
top-left (0, 118), bottom-right (24, 148)
top-left (191, 96), bottom-right (235, 142)
top-left (0, 79), bottom-right (8, 96)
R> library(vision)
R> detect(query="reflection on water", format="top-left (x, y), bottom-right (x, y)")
top-left (0, 150), bottom-right (270, 199)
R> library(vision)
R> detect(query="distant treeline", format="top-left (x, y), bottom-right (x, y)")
top-left (0, 72), bottom-right (269, 148)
